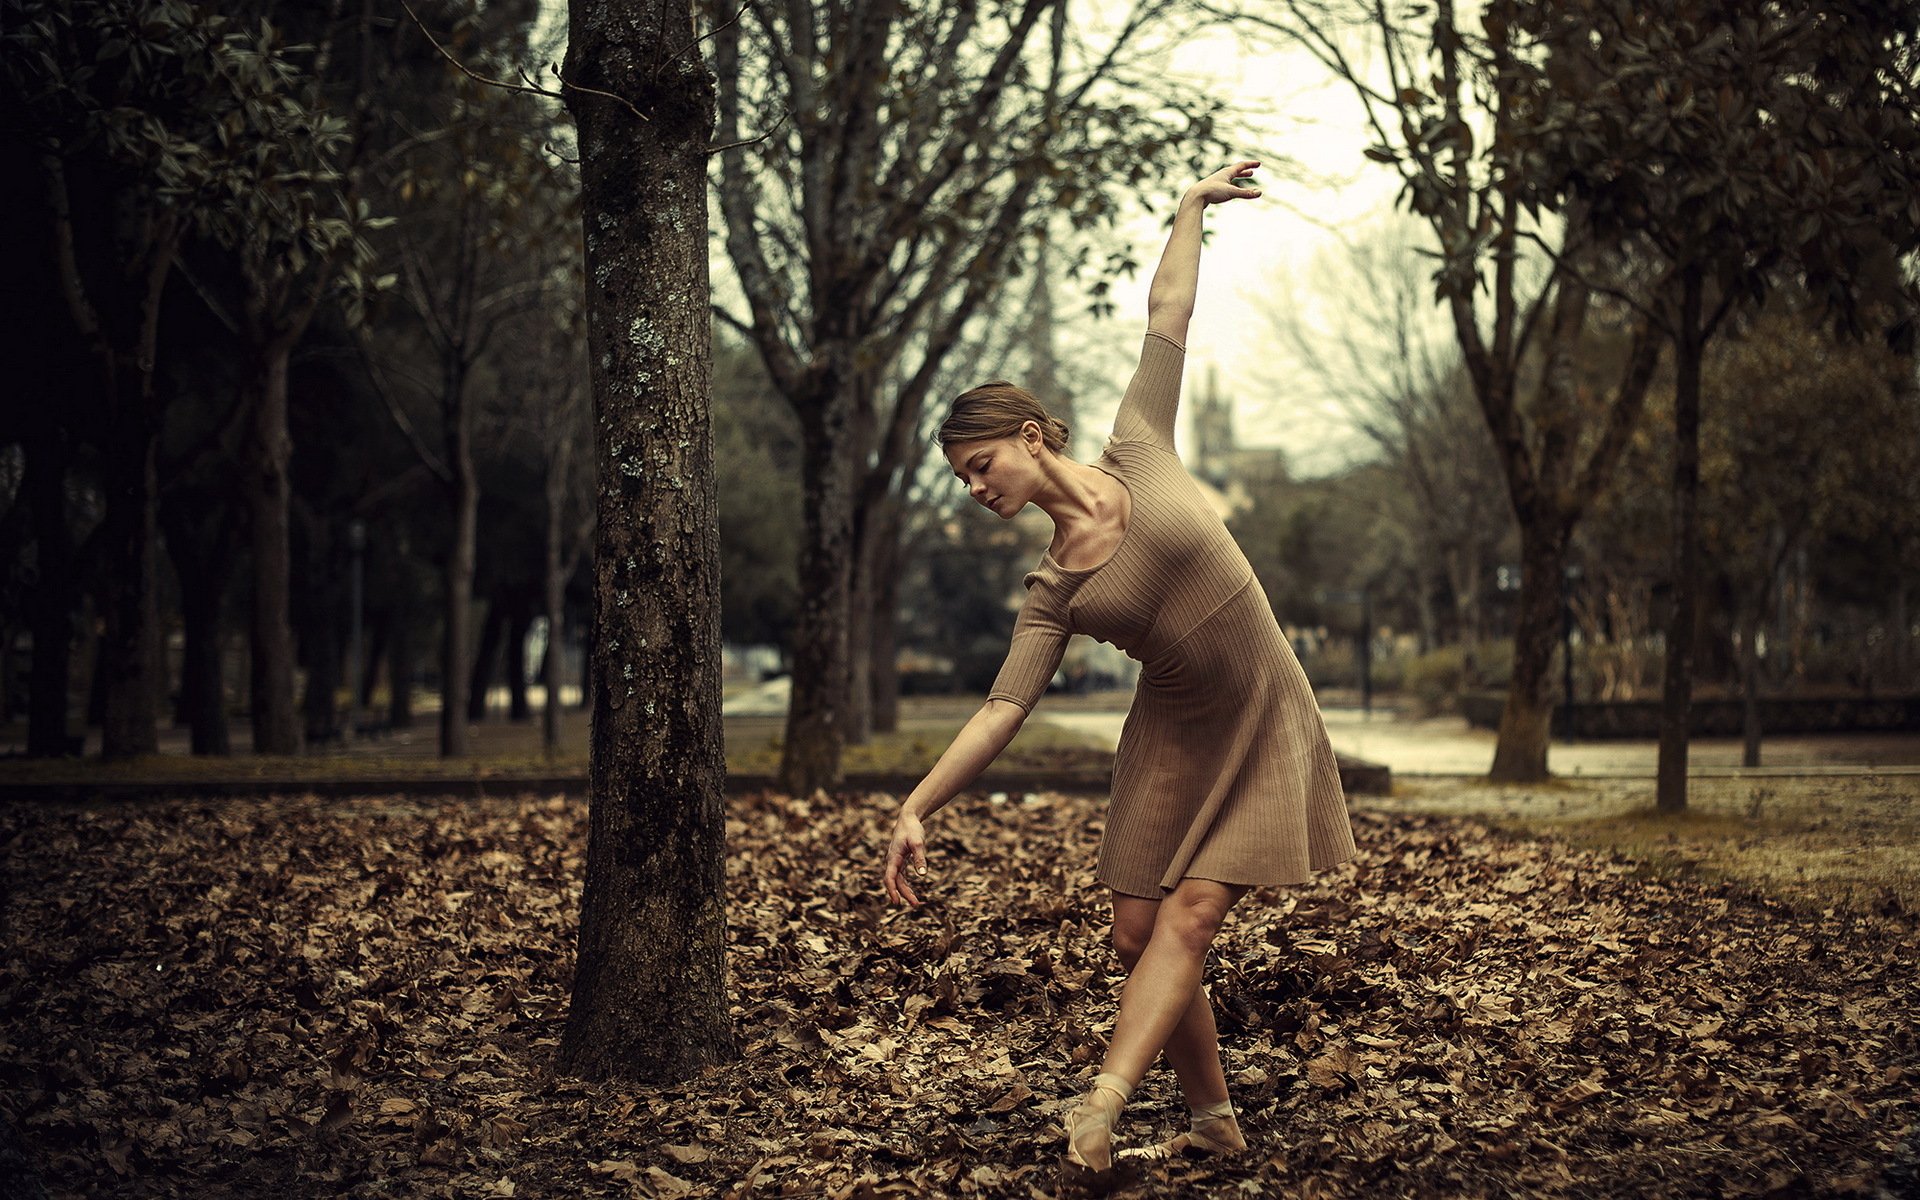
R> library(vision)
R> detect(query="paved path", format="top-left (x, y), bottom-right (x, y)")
top-left (1042, 706), bottom-right (1920, 778)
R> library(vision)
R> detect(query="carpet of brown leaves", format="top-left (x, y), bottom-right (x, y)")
top-left (2, 789), bottom-right (1916, 1199)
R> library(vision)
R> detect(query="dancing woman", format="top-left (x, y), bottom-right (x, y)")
top-left (881, 161), bottom-right (1357, 1181)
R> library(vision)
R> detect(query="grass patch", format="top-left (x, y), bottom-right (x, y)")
top-left (1369, 774), bottom-right (1920, 916)
top-left (0, 704), bottom-right (1113, 784)
top-left (721, 714), bottom-right (1111, 776)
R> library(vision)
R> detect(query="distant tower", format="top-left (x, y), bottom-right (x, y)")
top-left (1025, 244), bottom-right (1077, 456)
top-left (1193, 363), bottom-right (1235, 487)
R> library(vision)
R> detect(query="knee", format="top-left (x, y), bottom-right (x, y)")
top-left (1158, 892), bottom-right (1231, 958)
top-left (1111, 916), bottom-right (1152, 971)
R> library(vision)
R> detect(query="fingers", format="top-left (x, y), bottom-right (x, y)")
top-left (1200, 159), bottom-right (1263, 204)
top-left (882, 838), bottom-right (924, 906)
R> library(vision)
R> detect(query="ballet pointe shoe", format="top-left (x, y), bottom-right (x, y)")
top-left (1116, 1099), bottom-right (1246, 1164)
top-left (1058, 1072), bottom-right (1136, 1193)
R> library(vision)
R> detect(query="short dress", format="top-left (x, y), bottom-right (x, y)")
top-left (986, 330), bottom-right (1358, 897)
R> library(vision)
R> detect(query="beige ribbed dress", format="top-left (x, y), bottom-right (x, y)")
top-left (987, 330), bottom-right (1358, 897)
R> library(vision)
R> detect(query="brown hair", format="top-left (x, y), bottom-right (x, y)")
top-left (937, 381), bottom-right (1070, 453)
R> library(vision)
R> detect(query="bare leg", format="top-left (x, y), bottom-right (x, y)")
top-left (1109, 893), bottom-right (1233, 1109)
top-left (1067, 880), bottom-right (1249, 1169)
top-left (1104, 879), bottom-right (1247, 1085)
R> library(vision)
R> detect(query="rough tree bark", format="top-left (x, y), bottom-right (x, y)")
top-left (556, 0), bottom-right (734, 1082)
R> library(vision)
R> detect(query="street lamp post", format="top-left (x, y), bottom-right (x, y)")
top-left (347, 519), bottom-right (366, 744)
top-left (1318, 587), bottom-right (1372, 720)
top-left (1360, 587), bottom-right (1372, 719)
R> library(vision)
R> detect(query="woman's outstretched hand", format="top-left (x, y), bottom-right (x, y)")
top-left (883, 809), bottom-right (928, 906)
top-left (1187, 159), bottom-right (1263, 207)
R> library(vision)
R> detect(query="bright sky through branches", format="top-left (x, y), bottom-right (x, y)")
top-left (537, 0), bottom-right (1403, 476)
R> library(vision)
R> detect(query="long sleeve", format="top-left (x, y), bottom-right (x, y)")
top-left (1108, 330), bottom-right (1188, 454)
top-left (984, 574), bottom-right (1071, 713)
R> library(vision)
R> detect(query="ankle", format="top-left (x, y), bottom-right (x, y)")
top-left (1089, 1072), bottom-right (1135, 1108)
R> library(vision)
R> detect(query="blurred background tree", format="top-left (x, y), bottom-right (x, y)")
top-left (1, 0), bottom-right (1915, 784)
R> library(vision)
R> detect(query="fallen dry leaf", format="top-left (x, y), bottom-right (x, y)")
top-left (0, 788), bottom-right (1914, 1198)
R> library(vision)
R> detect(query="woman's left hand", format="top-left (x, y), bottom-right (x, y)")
top-left (883, 810), bottom-right (927, 906)
top-left (1187, 159), bottom-right (1263, 207)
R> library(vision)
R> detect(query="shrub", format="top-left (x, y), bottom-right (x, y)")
top-left (1403, 646), bottom-right (1467, 716)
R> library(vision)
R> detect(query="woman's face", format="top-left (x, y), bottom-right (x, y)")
top-left (945, 426), bottom-right (1042, 519)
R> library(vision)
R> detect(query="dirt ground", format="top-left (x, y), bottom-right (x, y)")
top-left (1, 782), bottom-right (1915, 1198)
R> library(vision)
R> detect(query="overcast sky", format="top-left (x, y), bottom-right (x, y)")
top-left (539, 2), bottom-right (1413, 476)
top-left (1082, 20), bottom-right (1410, 477)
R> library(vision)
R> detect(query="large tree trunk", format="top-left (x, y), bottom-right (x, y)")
top-left (24, 424), bottom-right (78, 757)
top-left (1657, 268), bottom-right (1706, 813)
top-left (556, 0), bottom-right (733, 1083)
top-left (244, 339), bottom-right (302, 754)
top-left (1488, 517), bottom-right (1570, 781)
top-left (779, 393), bottom-right (858, 794)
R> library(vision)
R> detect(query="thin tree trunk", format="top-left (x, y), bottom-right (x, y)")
top-left (24, 424), bottom-right (78, 757)
top-left (440, 423), bottom-right (478, 757)
top-left (1894, 573), bottom-right (1912, 691)
top-left (389, 593), bottom-right (415, 730)
top-left (86, 614), bottom-right (110, 733)
top-left (869, 505), bottom-right (903, 734)
top-left (99, 361), bottom-right (163, 759)
top-left (543, 437), bottom-right (569, 755)
top-left (50, 172), bottom-right (173, 759)
top-left (467, 595), bottom-right (503, 722)
top-left (1657, 267), bottom-right (1706, 813)
top-left (178, 586), bottom-right (230, 755)
top-left (845, 516), bottom-right (875, 747)
top-left (361, 618), bottom-right (386, 710)
top-left (301, 588), bottom-right (341, 745)
top-left (557, 0), bottom-right (733, 1083)
top-left (245, 339), bottom-right (301, 754)
top-left (1739, 603), bottom-right (1763, 768)
top-left (505, 602), bottom-right (533, 722)
top-left (163, 497), bottom-right (234, 756)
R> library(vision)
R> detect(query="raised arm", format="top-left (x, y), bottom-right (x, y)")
top-left (1145, 159), bottom-right (1264, 345)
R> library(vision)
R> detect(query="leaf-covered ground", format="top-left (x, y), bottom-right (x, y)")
top-left (2, 787), bottom-right (1916, 1198)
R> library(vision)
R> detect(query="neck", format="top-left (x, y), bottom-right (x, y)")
top-left (1033, 456), bottom-right (1116, 536)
